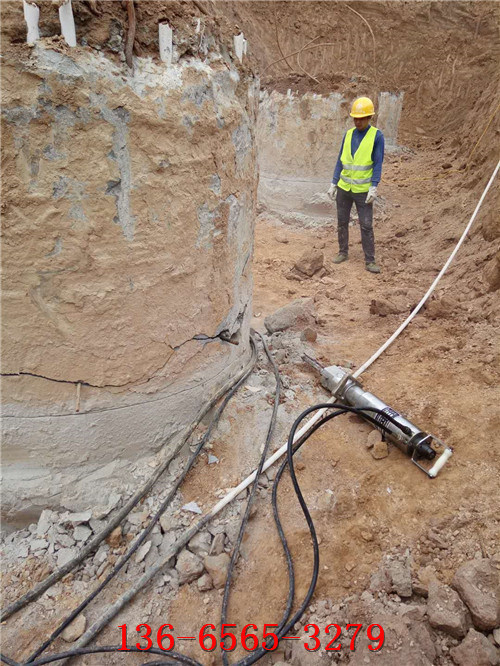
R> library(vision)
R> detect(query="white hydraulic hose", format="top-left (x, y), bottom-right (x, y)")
top-left (206, 158), bottom-right (500, 516)
top-left (354, 158), bottom-right (500, 377)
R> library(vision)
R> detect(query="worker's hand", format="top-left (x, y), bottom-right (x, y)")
top-left (327, 183), bottom-right (337, 200)
top-left (366, 186), bottom-right (378, 204)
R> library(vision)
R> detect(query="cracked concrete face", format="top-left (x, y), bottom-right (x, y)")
top-left (1, 45), bottom-right (258, 524)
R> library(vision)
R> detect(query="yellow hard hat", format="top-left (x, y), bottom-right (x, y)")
top-left (350, 97), bottom-right (375, 118)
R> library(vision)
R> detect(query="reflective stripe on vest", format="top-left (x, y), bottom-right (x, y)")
top-left (340, 175), bottom-right (372, 184)
top-left (338, 125), bottom-right (377, 193)
top-left (344, 164), bottom-right (372, 171)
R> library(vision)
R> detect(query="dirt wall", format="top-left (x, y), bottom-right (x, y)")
top-left (220, 2), bottom-right (499, 132)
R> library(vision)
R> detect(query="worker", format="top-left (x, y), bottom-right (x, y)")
top-left (327, 97), bottom-right (385, 274)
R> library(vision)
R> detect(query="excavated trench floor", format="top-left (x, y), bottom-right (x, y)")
top-left (2, 145), bottom-right (499, 665)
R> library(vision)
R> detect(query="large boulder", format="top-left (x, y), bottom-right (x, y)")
top-left (386, 554), bottom-right (413, 597)
top-left (450, 628), bottom-right (499, 666)
top-left (264, 298), bottom-right (315, 334)
top-left (427, 580), bottom-right (469, 638)
top-left (294, 249), bottom-right (324, 277)
top-left (453, 559), bottom-right (500, 631)
top-left (204, 553), bottom-right (230, 589)
top-left (369, 298), bottom-right (406, 316)
top-left (175, 550), bottom-right (204, 585)
top-left (187, 531), bottom-right (212, 557)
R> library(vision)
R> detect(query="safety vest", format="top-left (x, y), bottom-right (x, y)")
top-left (338, 126), bottom-right (377, 193)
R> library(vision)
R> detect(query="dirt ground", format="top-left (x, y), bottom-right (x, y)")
top-left (164, 146), bottom-right (500, 663)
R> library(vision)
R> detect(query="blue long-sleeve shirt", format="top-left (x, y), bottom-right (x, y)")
top-left (332, 125), bottom-right (385, 187)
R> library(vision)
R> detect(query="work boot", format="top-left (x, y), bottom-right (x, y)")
top-left (366, 262), bottom-right (381, 274)
top-left (333, 253), bottom-right (348, 264)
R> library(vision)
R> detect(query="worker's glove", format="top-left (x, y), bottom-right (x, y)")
top-left (365, 186), bottom-right (378, 204)
top-left (327, 183), bottom-right (337, 200)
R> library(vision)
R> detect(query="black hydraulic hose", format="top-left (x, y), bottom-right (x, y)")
top-left (227, 405), bottom-right (347, 666)
top-left (0, 654), bottom-right (19, 666)
top-left (1, 352), bottom-right (256, 624)
top-left (220, 330), bottom-right (280, 665)
top-left (23, 340), bottom-right (258, 664)
top-left (232, 411), bottom-right (346, 665)
top-left (267, 421), bottom-right (328, 629)
top-left (141, 662), bottom-right (190, 666)
top-left (11, 646), bottom-right (201, 666)
top-left (229, 402), bottom-right (400, 666)
top-left (5, 392), bottom-right (398, 666)
top-left (221, 415), bottom-right (341, 666)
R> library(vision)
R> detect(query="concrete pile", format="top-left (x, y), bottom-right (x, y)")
top-left (2, 5), bottom-right (258, 525)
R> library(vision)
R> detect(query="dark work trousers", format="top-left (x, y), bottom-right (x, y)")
top-left (336, 186), bottom-right (376, 264)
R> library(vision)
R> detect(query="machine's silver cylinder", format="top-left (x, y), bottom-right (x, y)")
top-left (318, 364), bottom-right (447, 473)
top-left (321, 365), bottom-right (421, 449)
top-left (343, 384), bottom-right (420, 444)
